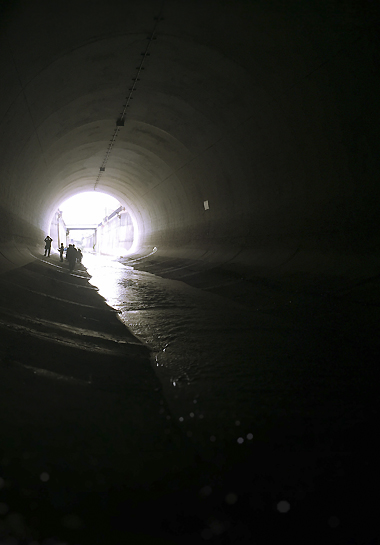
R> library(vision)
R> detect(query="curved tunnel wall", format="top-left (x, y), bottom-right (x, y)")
top-left (0, 0), bottom-right (379, 277)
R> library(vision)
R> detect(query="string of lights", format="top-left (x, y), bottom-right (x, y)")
top-left (94, 10), bottom-right (164, 190)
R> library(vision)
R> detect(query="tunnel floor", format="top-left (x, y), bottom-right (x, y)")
top-left (0, 251), bottom-right (379, 545)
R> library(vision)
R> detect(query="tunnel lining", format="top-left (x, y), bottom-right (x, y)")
top-left (1, 0), bottom-right (379, 276)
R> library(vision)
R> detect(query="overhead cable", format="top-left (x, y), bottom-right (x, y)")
top-left (94, 8), bottom-right (164, 189)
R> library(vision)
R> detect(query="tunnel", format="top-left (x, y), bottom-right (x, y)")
top-left (1, 0), bottom-right (378, 273)
top-left (0, 1), bottom-right (379, 544)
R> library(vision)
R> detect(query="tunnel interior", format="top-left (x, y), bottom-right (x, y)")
top-left (0, 0), bottom-right (379, 277)
top-left (1, 1), bottom-right (380, 544)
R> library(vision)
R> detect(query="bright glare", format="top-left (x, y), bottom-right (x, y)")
top-left (59, 191), bottom-right (121, 225)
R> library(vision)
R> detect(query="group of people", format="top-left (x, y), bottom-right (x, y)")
top-left (65, 244), bottom-right (83, 271)
top-left (44, 236), bottom-right (83, 272)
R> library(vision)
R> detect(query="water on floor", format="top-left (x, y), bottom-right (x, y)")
top-left (1, 252), bottom-right (377, 544)
top-left (83, 252), bottom-right (273, 445)
top-left (82, 252), bottom-right (345, 453)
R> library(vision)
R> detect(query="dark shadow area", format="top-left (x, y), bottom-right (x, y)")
top-left (114, 252), bottom-right (380, 545)
top-left (2, 253), bottom-right (376, 544)
top-left (0, 0), bottom-right (379, 541)
top-left (0, 255), bottom-right (199, 544)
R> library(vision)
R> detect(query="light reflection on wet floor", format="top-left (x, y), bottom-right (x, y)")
top-left (83, 253), bottom-right (308, 448)
top-left (0, 253), bottom-right (377, 544)
top-left (83, 252), bottom-right (376, 461)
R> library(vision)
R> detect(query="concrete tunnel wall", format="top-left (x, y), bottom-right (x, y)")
top-left (0, 0), bottom-right (379, 277)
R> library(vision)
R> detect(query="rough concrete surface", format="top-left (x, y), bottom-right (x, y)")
top-left (1, 252), bottom-right (379, 545)
top-left (0, 0), bottom-right (379, 543)
top-left (0, 254), bottom-right (203, 544)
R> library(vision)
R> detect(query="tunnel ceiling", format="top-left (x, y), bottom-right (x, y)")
top-left (0, 0), bottom-right (379, 256)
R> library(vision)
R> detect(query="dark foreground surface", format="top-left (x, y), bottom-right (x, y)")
top-left (0, 252), bottom-right (379, 545)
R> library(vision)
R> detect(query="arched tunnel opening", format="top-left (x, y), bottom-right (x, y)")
top-left (51, 190), bottom-right (139, 256)
top-left (0, 1), bottom-right (379, 544)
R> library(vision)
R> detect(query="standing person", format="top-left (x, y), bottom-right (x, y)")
top-left (66, 244), bottom-right (77, 272)
top-left (58, 243), bottom-right (65, 262)
top-left (76, 249), bottom-right (83, 263)
top-left (44, 235), bottom-right (52, 256)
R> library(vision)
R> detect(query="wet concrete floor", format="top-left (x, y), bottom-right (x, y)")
top-left (0, 252), bottom-right (379, 545)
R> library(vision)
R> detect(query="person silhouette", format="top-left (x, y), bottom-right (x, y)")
top-left (66, 244), bottom-right (77, 271)
top-left (44, 235), bottom-right (52, 256)
top-left (58, 243), bottom-right (64, 262)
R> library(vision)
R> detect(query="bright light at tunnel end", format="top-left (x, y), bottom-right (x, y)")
top-left (49, 190), bottom-right (140, 258)
top-left (58, 191), bottom-right (120, 225)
